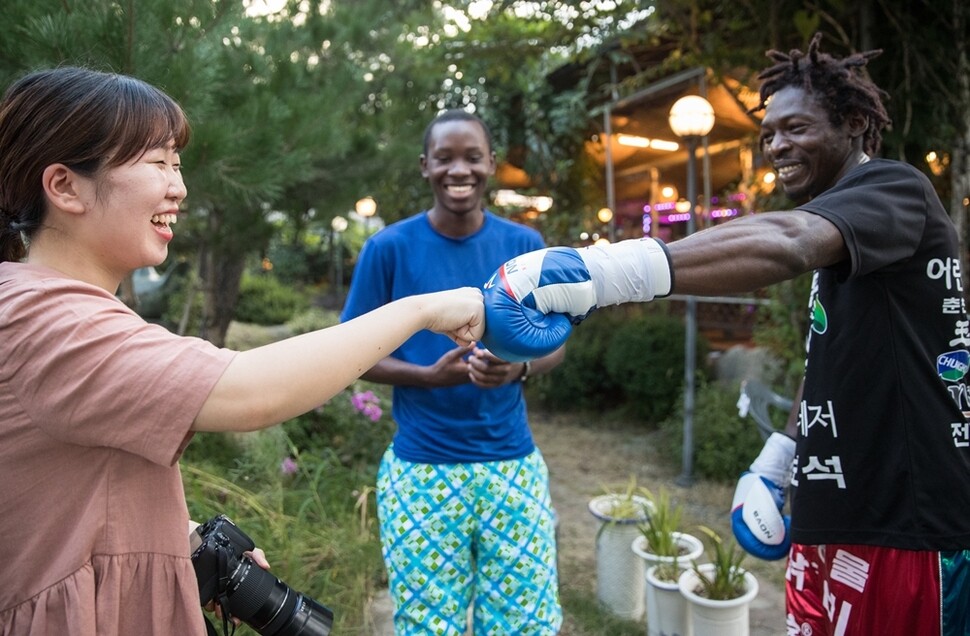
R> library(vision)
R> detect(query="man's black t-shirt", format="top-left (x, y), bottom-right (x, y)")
top-left (793, 158), bottom-right (970, 550)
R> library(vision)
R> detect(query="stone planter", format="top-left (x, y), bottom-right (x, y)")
top-left (632, 533), bottom-right (704, 636)
top-left (644, 564), bottom-right (689, 636)
top-left (678, 563), bottom-right (759, 636)
top-left (588, 493), bottom-right (651, 620)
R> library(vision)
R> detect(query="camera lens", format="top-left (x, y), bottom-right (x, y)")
top-left (272, 596), bottom-right (336, 635)
top-left (224, 557), bottom-right (333, 636)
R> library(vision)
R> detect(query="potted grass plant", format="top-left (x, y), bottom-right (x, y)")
top-left (678, 526), bottom-right (759, 636)
top-left (587, 477), bottom-right (652, 620)
top-left (630, 487), bottom-right (703, 636)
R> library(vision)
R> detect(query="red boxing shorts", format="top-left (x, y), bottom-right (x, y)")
top-left (785, 543), bottom-right (970, 635)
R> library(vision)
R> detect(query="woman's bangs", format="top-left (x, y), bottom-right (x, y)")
top-left (108, 78), bottom-right (190, 165)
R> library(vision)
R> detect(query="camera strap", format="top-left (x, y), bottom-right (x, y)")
top-left (203, 615), bottom-right (219, 636)
top-left (212, 548), bottom-right (236, 636)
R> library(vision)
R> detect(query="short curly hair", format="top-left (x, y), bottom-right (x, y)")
top-left (750, 33), bottom-right (891, 155)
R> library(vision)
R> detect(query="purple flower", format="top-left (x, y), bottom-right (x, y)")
top-left (351, 391), bottom-right (376, 410)
top-left (280, 456), bottom-right (298, 475)
top-left (350, 390), bottom-right (382, 421)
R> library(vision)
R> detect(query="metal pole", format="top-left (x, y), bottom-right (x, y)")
top-left (677, 135), bottom-right (699, 487)
top-left (604, 105), bottom-right (616, 243)
top-left (605, 60), bottom-right (619, 243)
top-left (334, 232), bottom-right (343, 297)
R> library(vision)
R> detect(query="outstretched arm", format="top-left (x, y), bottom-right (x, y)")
top-left (668, 210), bottom-right (847, 295)
top-left (193, 288), bottom-right (483, 432)
top-left (479, 208), bottom-right (846, 362)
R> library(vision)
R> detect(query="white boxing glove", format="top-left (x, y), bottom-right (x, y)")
top-left (498, 238), bottom-right (673, 319)
top-left (730, 432), bottom-right (795, 561)
top-left (480, 238), bottom-right (673, 362)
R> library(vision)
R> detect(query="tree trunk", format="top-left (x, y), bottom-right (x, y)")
top-left (200, 207), bottom-right (248, 348)
top-left (202, 251), bottom-right (246, 348)
top-left (118, 273), bottom-right (138, 310)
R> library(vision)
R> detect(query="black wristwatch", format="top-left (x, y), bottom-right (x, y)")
top-left (518, 360), bottom-right (532, 383)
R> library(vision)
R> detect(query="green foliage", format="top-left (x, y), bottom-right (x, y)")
top-left (181, 382), bottom-right (396, 635)
top-left (557, 586), bottom-right (648, 636)
top-left (660, 381), bottom-right (765, 482)
top-left (595, 475), bottom-right (653, 521)
top-left (531, 307), bottom-right (625, 412)
top-left (282, 386), bottom-right (395, 468)
top-left (604, 309), bottom-right (708, 423)
top-left (752, 271), bottom-right (812, 392)
top-left (637, 487), bottom-right (684, 559)
top-left (690, 526), bottom-right (749, 601)
top-left (265, 242), bottom-right (313, 285)
top-left (286, 307), bottom-right (341, 335)
top-left (181, 444), bottom-right (385, 636)
top-left (161, 268), bottom-right (204, 335)
top-left (533, 305), bottom-right (707, 425)
top-left (233, 273), bottom-right (310, 325)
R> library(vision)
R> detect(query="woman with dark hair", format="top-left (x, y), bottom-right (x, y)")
top-left (0, 66), bottom-right (483, 636)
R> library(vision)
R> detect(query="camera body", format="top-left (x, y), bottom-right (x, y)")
top-left (191, 515), bottom-right (333, 636)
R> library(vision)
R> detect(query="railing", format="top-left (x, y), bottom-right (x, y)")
top-left (666, 294), bottom-right (770, 346)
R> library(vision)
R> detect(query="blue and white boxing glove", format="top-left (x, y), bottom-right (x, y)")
top-left (730, 432), bottom-right (796, 561)
top-left (481, 238), bottom-right (673, 362)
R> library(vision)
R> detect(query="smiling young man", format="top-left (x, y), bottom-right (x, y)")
top-left (339, 110), bottom-right (564, 635)
top-left (482, 34), bottom-right (970, 634)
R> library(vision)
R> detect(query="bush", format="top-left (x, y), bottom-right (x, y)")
top-left (283, 385), bottom-right (395, 468)
top-left (752, 271), bottom-right (813, 393)
top-left (161, 269), bottom-right (204, 334)
top-left (234, 273), bottom-right (310, 325)
top-left (530, 307), bottom-right (626, 412)
top-left (266, 241), bottom-right (332, 286)
top-left (532, 305), bottom-right (708, 425)
top-left (604, 310), bottom-right (708, 423)
top-left (659, 381), bottom-right (765, 482)
top-left (286, 307), bottom-right (341, 335)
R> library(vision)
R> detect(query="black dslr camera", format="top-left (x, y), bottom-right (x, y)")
top-left (191, 515), bottom-right (334, 636)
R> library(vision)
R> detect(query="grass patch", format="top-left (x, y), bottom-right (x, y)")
top-left (558, 587), bottom-right (645, 636)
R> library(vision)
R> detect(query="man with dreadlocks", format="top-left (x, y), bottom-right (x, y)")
top-left (481, 32), bottom-right (970, 634)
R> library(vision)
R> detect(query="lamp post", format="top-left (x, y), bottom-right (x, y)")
top-left (668, 95), bottom-right (714, 486)
top-left (356, 196), bottom-right (377, 235)
top-left (596, 206), bottom-right (614, 240)
top-left (331, 215), bottom-right (348, 297)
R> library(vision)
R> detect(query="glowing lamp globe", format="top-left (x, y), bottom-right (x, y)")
top-left (668, 95), bottom-right (715, 138)
top-left (355, 196), bottom-right (377, 218)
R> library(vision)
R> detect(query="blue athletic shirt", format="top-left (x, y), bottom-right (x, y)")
top-left (339, 211), bottom-right (546, 463)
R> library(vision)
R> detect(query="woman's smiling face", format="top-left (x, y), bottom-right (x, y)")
top-left (80, 139), bottom-right (186, 278)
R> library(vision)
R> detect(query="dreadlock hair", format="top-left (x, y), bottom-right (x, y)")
top-left (750, 32), bottom-right (891, 156)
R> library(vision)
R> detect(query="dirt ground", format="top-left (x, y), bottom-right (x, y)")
top-left (370, 408), bottom-right (788, 635)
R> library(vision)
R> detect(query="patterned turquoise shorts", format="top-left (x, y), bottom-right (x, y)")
top-left (377, 446), bottom-right (562, 635)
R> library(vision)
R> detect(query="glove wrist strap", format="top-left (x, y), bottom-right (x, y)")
top-left (749, 432), bottom-right (796, 488)
top-left (579, 238), bottom-right (672, 307)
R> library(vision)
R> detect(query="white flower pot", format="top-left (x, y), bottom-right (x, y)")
top-left (632, 534), bottom-right (703, 636)
top-left (588, 494), bottom-right (651, 620)
top-left (631, 532), bottom-right (705, 568)
top-left (678, 563), bottom-right (759, 636)
top-left (645, 564), bottom-right (689, 636)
